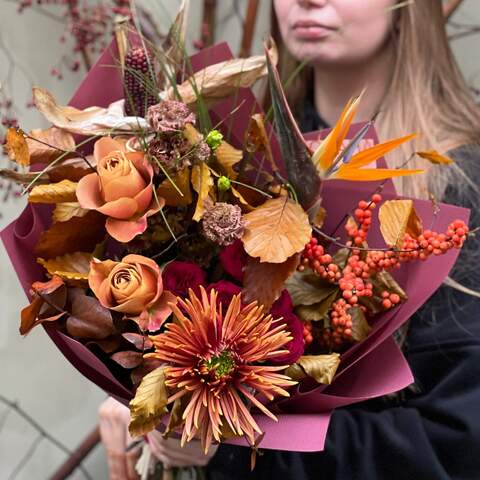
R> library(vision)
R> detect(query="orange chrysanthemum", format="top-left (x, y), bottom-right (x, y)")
top-left (147, 286), bottom-right (296, 453)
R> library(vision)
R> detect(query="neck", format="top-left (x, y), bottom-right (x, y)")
top-left (313, 44), bottom-right (394, 126)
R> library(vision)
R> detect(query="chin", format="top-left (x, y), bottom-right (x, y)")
top-left (289, 41), bottom-right (341, 65)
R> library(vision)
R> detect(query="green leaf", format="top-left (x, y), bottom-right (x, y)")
top-left (286, 270), bottom-right (338, 306)
top-left (349, 306), bottom-right (372, 342)
top-left (285, 354), bottom-right (341, 385)
top-left (129, 366), bottom-right (169, 437)
top-left (295, 289), bottom-right (339, 322)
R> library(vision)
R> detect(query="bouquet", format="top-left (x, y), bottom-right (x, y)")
top-left (1, 4), bottom-right (470, 460)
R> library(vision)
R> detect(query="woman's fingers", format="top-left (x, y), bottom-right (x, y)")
top-left (98, 397), bottom-right (140, 480)
top-left (147, 432), bottom-right (218, 468)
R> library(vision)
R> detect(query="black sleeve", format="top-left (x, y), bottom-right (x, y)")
top-left (207, 146), bottom-right (480, 480)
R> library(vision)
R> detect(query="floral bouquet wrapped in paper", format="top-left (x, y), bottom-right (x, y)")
top-left (1, 3), bottom-right (471, 458)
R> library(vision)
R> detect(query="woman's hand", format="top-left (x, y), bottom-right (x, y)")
top-left (146, 432), bottom-right (218, 469)
top-left (98, 397), bottom-right (141, 480)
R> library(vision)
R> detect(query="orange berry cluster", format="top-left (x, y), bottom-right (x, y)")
top-left (345, 193), bottom-right (382, 246)
top-left (298, 238), bottom-right (341, 282)
top-left (303, 321), bottom-right (314, 347)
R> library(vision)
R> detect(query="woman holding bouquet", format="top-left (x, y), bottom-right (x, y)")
top-left (100, 1), bottom-right (480, 478)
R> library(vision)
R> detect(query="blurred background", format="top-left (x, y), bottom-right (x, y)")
top-left (0, 1), bottom-right (479, 478)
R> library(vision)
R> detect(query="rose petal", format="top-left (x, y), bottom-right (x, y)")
top-left (102, 168), bottom-right (147, 203)
top-left (110, 294), bottom-right (156, 315)
top-left (147, 291), bottom-right (176, 331)
top-left (97, 197), bottom-right (138, 219)
top-left (130, 152), bottom-right (153, 180)
top-left (88, 258), bottom-right (118, 305)
top-left (76, 173), bottom-right (104, 209)
top-left (133, 183), bottom-right (154, 213)
top-left (94, 137), bottom-right (124, 163)
top-left (105, 202), bottom-right (161, 242)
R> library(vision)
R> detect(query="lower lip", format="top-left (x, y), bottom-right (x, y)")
top-left (292, 26), bottom-right (333, 40)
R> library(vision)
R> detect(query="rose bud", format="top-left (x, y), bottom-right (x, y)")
top-left (76, 137), bottom-right (163, 243)
top-left (88, 254), bottom-right (175, 331)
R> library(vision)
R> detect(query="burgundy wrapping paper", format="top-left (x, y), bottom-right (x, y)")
top-left (1, 41), bottom-right (469, 452)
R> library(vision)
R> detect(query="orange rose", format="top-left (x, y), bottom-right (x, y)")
top-left (76, 137), bottom-right (163, 243)
top-left (88, 254), bottom-right (175, 330)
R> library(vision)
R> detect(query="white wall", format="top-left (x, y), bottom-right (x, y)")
top-left (0, 1), bottom-right (479, 479)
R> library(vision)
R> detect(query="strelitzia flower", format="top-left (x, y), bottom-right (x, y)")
top-left (312, 93), bottom-right (423, 181)
top-left (147, 286), bottom-right (296, 453)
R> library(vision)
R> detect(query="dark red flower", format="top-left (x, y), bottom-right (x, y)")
top-left (270, 290), bottom-right (304, 365)
top-left (162, 261), bottom-right (206, 298)
top-left (207, 281), bottom-right (241, 310)
top-left (219, 240), bottom-right (248, 282)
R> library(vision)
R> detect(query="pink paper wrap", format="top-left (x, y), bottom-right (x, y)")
top-left (1, 41), bottom-right (469, 452)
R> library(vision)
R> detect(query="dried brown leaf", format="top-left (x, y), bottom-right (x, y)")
top-left (164, 393), bottom-right (191, 437)
top-left (4, 128), bottom-right (29, 166)
top-left (156, 168), bottom-right (192, 207)
top-left (37, 251), bottom-right (92, 286)
top-left (215, 141), bottom-right (243, 179)
top-left (242, 254), bottom-right (300, 309)
top-left (66, 288), bottom-right (116, 339)
top-left (285, 353), bottom-right (340, 385)
top-left (191, 162), bottom-right (214, 221)
top-left (378, 199), bottom-right (423, 249)
top-left (33, 87), bottom-right (148, 135)
top-left (53, 202), bottom-right (89, 222)
top-left (26, 127), bottom-right (76, 164)
top-left (29, 179), bottom-right (78, 204)
top-left (245, 114), bottom-right (277, 173)
top-left (20, 276), bottom-right (67, 335)
top-left (35, 211), bottom-right (106, 259)
top-left (163, 44), bottom-right (278, 106)
top-left (111, 351), bottom-right (144, 369)
top-left (129, 366), bottom-right (169, 437)
top-left (242, 196), bottom-right (311, 263)
top-left (122, 332), bottom-right (153, 351)
top-left (0, 168), bottom-right (48, 185)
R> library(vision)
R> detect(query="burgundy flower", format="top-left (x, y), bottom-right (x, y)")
top-left (270, 290), bottom-right (304, 365)
top-left (207, 281), bottom-right (241, 310)
top-left (219, 239), bottom-right (248, 282)
top-left (162, 261), bottom-right (206, 298)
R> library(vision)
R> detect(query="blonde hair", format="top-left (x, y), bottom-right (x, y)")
top-left (270, 0), bottom-right (480, 198)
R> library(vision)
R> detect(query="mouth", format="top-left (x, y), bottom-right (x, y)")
top-left (291, 20), bottom-right (336, 40)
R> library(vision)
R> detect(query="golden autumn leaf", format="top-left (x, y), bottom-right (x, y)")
top-left (285, 353), bottom-right (341, 385)
top-left (242, 196), bottom-right (311, 263)
top-left (333, 167), bottom-right (424, 182)
top-left (242, 254), bottom-right (300, 309)
top-left (245, 113), bottom-right (277, 173)
top-left (183, 123), bottom-right (204, 145)
top-left (35, 211), bottom-right (106, 259)
top-left (29, 179), bottom-right (78, 203)
top-left (156, 168), bottom-right (192, 207)
top-left (4, 128), bottom-right (29, 166)
top-left (378, 199), bottom-right (423, 248)
top-left (191, 162), bottom-right (214, 221)
top-left (53, 202), bottom-right (89, 222)
top-left (162, 44), bottom-right (278, 106)
top-left (37, 251), bottom-right (92, 285)
top-left (416, 150), bottom-right (454, 165)
top-left (26, 127), bottom-right (76, 164)
top-left (129, 366), bottom-right (169, 437)
top-left (215, 141), bottom-right (243, 179)
top-left (164, 393), bottom-right (191, 438)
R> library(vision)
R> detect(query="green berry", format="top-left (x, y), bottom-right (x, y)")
top-left (217, 176), bottom-right (231, 192)
top-left (206, 129), bottom-right (223, 150)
